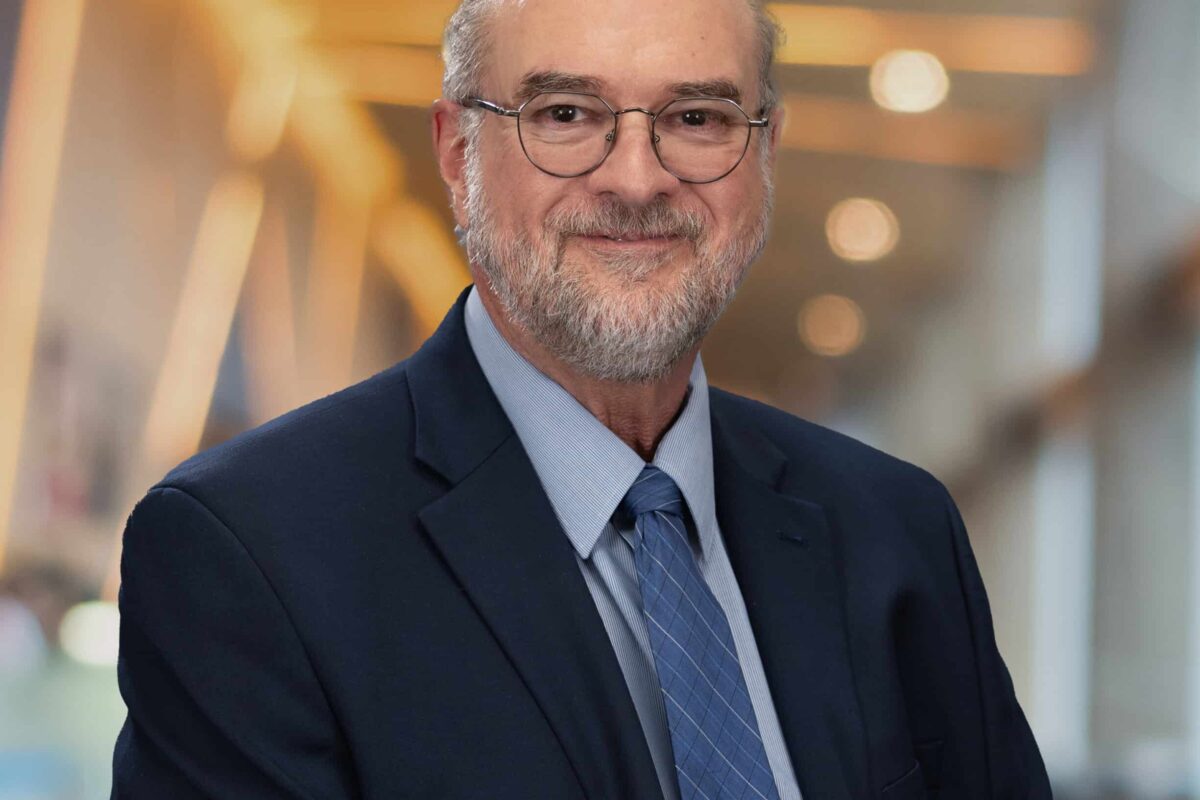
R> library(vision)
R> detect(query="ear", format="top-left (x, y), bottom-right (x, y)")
top-left (767, 104), bottom-right (785, 164)
top-left (431, 98), bottom-right (471, 231)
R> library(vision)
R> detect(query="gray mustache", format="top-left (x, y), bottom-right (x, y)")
top-left (547, 199), bottom-right (704, 241)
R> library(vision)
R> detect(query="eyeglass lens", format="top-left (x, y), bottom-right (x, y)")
top-left (516, 92), bottom-right (753, 183)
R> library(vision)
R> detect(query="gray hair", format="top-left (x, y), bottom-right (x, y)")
top-left (441, 0), bottom-right (783, 115)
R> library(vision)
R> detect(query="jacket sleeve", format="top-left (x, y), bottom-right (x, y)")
top-left (110, 486), bottom-right (357, 799)
top-left (941, 485), bottom-right (1053, 799)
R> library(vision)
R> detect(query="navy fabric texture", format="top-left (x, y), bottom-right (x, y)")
top-left (110, 288), bottom-right (1051, 799)
top-left (623, 466), bottom-right (781, 800)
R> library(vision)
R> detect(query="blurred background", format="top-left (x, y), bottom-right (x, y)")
top-left (0, 0), bottom-right (1197, 796)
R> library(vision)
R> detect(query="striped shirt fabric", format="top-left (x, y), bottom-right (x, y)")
top-left (463, 286), bottom-right (802, 800)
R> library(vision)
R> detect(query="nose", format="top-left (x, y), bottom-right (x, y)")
top-left (583, 110), bottom-right (680, 205)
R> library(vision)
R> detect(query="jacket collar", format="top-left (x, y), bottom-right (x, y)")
top-left (710, 396), bottom-right (872, 799)
top-left (406, 288), bottom-right (515, 485)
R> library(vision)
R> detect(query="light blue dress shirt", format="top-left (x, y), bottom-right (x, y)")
top-left (464, 286), bottom-right (802, 800)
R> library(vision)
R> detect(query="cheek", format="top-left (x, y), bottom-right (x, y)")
top-left (696, 180), bottom-right (760, 242)
top-left (480, 148), bottom-right (563, 236)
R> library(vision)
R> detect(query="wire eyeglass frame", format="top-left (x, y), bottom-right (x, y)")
top-left (464, 91), bottom-right (771, 185)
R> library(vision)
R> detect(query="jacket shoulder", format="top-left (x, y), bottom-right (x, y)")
top-left (708, 386), bottom-right (948, 508)
top-left (154, 360), bottom-right (415, 503)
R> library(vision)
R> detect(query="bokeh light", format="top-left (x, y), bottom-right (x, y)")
top-left (825, 197), bottom-right (900, 262)
top-left (58, 600), bottom-right (120, 667)
top-left (870, 49), bottom-right (951, 113)
top-left (798, 294), bottom-right (867, 357)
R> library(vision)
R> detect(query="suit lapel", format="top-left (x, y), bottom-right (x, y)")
top-left (406, 292), bottom-right (663, 800)
top-left (711, 404), bottom-right (871, 800)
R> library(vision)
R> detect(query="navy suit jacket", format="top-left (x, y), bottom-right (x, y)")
top-left (111, 290), bottom-right (1051, 799)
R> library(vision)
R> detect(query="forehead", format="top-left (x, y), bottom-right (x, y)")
top-left (486, 0), bottom-right (759, 104)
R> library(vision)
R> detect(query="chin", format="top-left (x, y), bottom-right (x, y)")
top-left (566, 249), bottom-right (696, 296)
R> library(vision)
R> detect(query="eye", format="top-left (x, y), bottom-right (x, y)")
top-left (522, 94), bottom-right (610, 130)
top-left (547, 105), bottom-right (584, 123)
top-left (681, 109), bottom-right (712, 127)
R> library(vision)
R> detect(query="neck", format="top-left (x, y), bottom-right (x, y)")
top-left (475, 283), bottom-right (698, 462)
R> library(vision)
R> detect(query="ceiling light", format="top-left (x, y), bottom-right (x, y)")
top-left (825, 197), bottom-right (900, 262)
top-left (799, 294), bottom-right (867, 357)
top-left (870, 49), bottom-right (950, 113)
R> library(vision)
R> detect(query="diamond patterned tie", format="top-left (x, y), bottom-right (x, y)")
top-left (620, 466), bottom-right (781, 800)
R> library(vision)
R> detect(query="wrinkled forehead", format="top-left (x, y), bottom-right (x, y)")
top-left (484, 0), bottom-right (761, 109)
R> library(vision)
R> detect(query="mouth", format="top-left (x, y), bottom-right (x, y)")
top-left (575, 233), bottom-right (685, 249)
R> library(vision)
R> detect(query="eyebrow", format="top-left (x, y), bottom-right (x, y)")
top-left (665, 79), bottom-right (743, 104)
top-left (513, 71), bottom-right (605, 104)
top-left (510, 71), bottom-right (745, 106)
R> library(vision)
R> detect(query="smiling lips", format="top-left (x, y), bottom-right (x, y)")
top-left (581, 232), bottom-right (683, 244)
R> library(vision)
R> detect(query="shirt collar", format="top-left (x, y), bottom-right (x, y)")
top-left (464, 286), bottom-right (718, 559)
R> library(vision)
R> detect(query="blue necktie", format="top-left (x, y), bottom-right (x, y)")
top-left (620, 466), bottom-right (781, 800)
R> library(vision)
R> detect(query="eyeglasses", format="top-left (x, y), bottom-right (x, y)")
top-left (464, 91), bottom-right (770, 184)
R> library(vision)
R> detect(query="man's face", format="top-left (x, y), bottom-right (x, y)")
top-left (458, 0), bottom-right (777, 382)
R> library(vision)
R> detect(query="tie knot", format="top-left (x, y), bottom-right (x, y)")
top-left (620, 466), bottom-right (685, 519)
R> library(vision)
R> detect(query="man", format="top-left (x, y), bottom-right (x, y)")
top-left (110, 0), bottom-right (1051, 797)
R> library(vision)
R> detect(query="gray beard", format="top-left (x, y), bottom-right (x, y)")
top-left (460, 136), bottom-right (774, 384)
